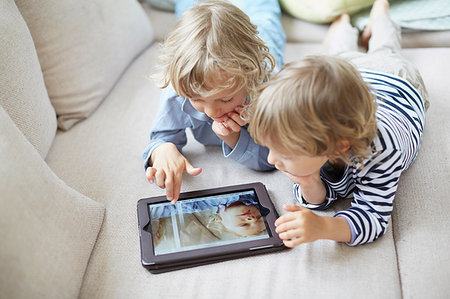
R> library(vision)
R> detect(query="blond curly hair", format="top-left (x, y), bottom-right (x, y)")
top-left (154, 1), bottom-right (275, 100)
top-left (248, 55), bottom-right (378, 163)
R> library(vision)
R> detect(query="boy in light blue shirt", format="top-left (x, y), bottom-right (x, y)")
top-left (143, 0), bottom-right (285, 203)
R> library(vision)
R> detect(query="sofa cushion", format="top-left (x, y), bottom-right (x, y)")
top-left (15, 0), bottom-right (154, 130)
top-left (0, 0), bottom-right (56, 158)
top-left (0, 105), bottom-right (105, 298)
top-left (392, 48), bottom-right (450, 298)
top-left (279, 0), bottom-right (374, 23)
top-left (45, 43), bottom-right (401, 298)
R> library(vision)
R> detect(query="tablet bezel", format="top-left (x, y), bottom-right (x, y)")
top-left (137, 182), bottom-right (284, 271)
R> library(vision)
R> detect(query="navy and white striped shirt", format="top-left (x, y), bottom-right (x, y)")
top-left (294, 70), bottom-right (425, 246)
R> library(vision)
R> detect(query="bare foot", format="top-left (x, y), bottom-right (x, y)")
top-left (360, 0), bottom-right (390, 48)
top-left (323, 13), bottom-right (351, 45)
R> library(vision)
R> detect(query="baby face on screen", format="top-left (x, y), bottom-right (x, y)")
top-left (220, 202), bottom-right (266, 237)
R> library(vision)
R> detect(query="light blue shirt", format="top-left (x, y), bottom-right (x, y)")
top-left (142, 88), bottom-right (274, 170)
top-left (143, 0), bottom-right (285, 171)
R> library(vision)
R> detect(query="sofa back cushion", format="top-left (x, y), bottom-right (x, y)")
top-left (0, 0), bottom-right (57, 158)
top-left (15, 0), bottom-right (154, 130)
top-left (0, 105), bottom-right (105, 298)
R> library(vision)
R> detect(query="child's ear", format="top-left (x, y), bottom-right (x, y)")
top-left (337, 139), bottom-right (350, 153)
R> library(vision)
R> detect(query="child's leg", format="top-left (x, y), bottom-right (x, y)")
top-left (366, 14), bottom-right (402, 54)
top-left (174, 0), bottom-right (195, 20)
top-left (241, 0), bottom-right (286, 72)
top-left (347, 0), bottom-right (429, 108)
top-left (324, 14), bottom-right (360, 55)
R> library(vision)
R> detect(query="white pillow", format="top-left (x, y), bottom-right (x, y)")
top-left (15, 0), bottom-right (154, 130)
top-left (280, 0), bottom-right (374, 23)
top-left (0, 0), bottom-right (57, 158)
top-left (0, 105), bottom-right (105, 298)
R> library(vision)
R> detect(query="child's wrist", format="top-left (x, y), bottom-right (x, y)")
top-left (320, 216), bottom-right (352, 242)
top-left (222, 131), bottom-right (240, 149)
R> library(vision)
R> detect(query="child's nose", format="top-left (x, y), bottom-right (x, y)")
top-left (205, 105), bottom-right (221, 118)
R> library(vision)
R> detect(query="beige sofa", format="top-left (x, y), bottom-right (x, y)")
top-left (1, 0), bottom-right (449, 298)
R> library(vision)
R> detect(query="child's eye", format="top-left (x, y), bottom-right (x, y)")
top-left (240, 223), bottom-right (248, 227)
top-left (220, 98), bottom-right (233, 103)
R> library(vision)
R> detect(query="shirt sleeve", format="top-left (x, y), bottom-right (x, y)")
top-left (142, 87), bottom-right (192, 168)
top-left (292, 181), bottom-right (337, 211)
top-left (335, 147), bottom-right (403, 246)
top-left (222, 128), bottom-right (275, 171)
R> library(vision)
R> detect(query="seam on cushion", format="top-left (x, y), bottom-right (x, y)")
top-left (391, 205), bottom-right (404, 299)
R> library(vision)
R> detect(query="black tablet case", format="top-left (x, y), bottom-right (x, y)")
top-left (137, 182), bottom-right (287, 274)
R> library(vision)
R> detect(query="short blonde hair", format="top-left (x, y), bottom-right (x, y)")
top-left (248, 55), bottom-right (378, 163)
top-left (155, 1), bottom-right (275, 100)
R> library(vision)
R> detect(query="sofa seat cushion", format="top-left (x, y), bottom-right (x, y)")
top-left (15, 0), bottom-right (154, 130)
top-left (392, 48), bottom-right (450, 298)
top-left (0, 0), bottom-right (56, 158)
top-left (0, 105), bottom-right (105, 299)
top-left (45, 43), bottom-right (402, 298)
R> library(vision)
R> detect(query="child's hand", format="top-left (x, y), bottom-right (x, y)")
top-left (146, 143), bottom-right (202, 204)
top-left (275, 204), bottom-right (324, 248)
top-left (212, 107), bottom-right (248, 148)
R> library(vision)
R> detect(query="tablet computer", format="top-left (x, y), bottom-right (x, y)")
top-left (137, 182), bottom-right (286, 273)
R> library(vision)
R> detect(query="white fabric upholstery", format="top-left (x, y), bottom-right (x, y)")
top-left (15, 0), bottom-right (154, 130)
top-left (0, 0), bottom-right (56, 158)
top-left (2, 2), bottom-right (450, 298)
top-left (46, 44), bottom-right (401, 299)
top-left (0, 105), bottom-right (105, 299)
top-left (393, 48), bottom-right (450, 299)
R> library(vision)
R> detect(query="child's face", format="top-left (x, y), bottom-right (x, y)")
top-left (266, 142), bottom-right (328, 179)
top-left (189, 87), bottom-right (247, 122)
top-left (220, 204), bottom-right (265, 236)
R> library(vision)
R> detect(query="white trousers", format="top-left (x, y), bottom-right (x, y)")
top-left (326, 15), bottom-right (429, 110)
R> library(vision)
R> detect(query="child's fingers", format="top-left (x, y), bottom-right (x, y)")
top-left (154, 170), bottom-right (167, 189)
top-left (283, 237), bottom-right (304, 248)
top-left (283, 204), bottom-right (306, 212)
top-left (164, 175), bottom-right (175, 203)
top-left (184, 159), bottom-right (202, 176)
top-left (145, 167), bottom-right (157, 184)
top-left (279, 228), bottom-right (302, 241)
top-left (223, 118), bottom-right (241, 133)
top-left (170, 173), bottom-right (183, 204)
top-left (274, 212), bottom-right (298, 227)
top-left (228, 110), bottom-right (247, 127)
top-left (235, 106), bottom-right (249, 120)
top-left (213, 121), bottom-right (231, 136)
top-left (275, 218), bottom-right (302, 234)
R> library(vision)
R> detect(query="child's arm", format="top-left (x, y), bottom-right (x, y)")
top-left (212, 107), bottom-right (274, 171)
top-left (275, 205), bottom-right (351, 247)
top-left (143, 88), bottom-right (202, 203)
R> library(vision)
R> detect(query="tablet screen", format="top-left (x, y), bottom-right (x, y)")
top-left (148, 189), bottom-right (271, 255)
